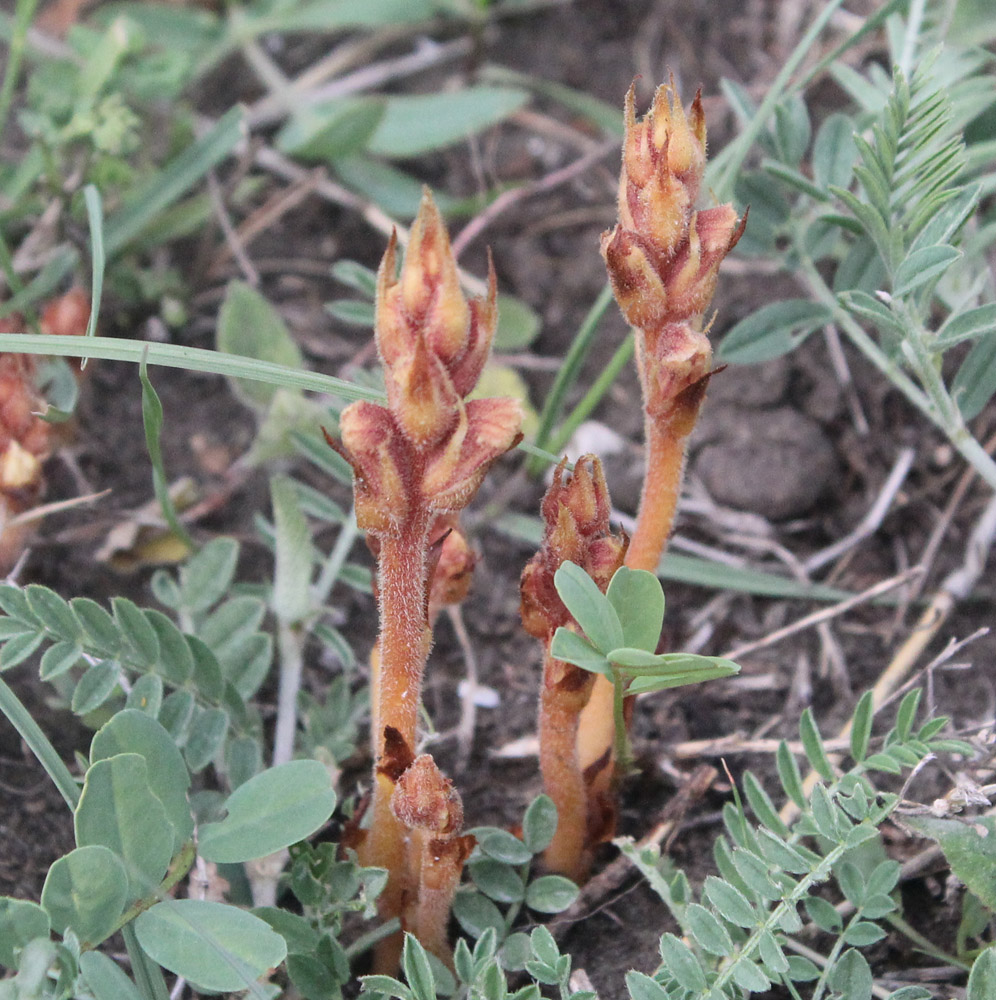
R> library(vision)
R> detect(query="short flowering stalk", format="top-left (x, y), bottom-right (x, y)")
top-left (330, 190), bottom-right (521, 962)
top-left (390, 749), bottom-right (475, 966)
top-left (578, 81), bottom-right (744, 818)
top-left (520, 456), bottom-right (626, 881)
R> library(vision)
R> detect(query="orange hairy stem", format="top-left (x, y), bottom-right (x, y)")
top-left (574, 80), bottom-right (743, 857)
top-left (521, 456), bottom-right (626, 881)
top-left (538, 649), bottom-right (596, 882)
top-left (333, 189), bottom-right (521, 966)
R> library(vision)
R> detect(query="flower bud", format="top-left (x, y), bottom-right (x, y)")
top-left (333, 403), bottom-right (411, 532)
top-left (520, 456), bottom-right (627, 640)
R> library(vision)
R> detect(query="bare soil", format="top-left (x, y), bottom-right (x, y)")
top-left (3, 1), bottom-right (995, 997)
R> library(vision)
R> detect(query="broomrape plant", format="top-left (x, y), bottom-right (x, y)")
top-left (1, 2), bottom-right (995, 997)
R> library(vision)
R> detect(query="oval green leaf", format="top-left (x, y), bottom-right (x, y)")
top-left (606, 566), bottom-right (664, 653)
top-left (553, 561), bottom-right (623, 654)
top-left (134, 899), bottom-right (286, 992)
top-left (41, 845), bottom-right (128, 943)
top-left (74, 754), bottom-right (174, 899)
top-left (198, 759), bottom-right (336, 863)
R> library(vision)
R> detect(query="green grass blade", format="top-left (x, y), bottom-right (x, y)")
top-left (527, 282), bottom-right (615, 476)
top-left (0, 0), bottom-right (40, 145)
top-left (0, 333), bottom-right (384, 402)
top-left (0, 674), bottom-right (80, 811)
top-left (103, 108), bottom-right (245, 256)
top-left (139, 357), bottom-right (197, 553)
top-left (83, 185), bottom-right (106, 358)
top-left (708, 0), bottom-right (849, 200)
top-left (545, 332), bottom-right (635, 459)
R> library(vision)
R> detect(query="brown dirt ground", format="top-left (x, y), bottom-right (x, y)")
top-left (3, 1), bottom-right (995, 997)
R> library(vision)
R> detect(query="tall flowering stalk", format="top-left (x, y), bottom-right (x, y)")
top-left (520, 456), bottom-right (626, 881)
top-left (577, 81), bottom-right (745, 817)
top-left (330, 190), bottom-right (521, 963)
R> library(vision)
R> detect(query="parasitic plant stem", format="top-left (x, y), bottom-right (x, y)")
top-left (576, 78), bottom-right (744, 856)
top-left (521, 457), bottom-right (626, 881)
top-left (332, 189), bottom-right (521, 967)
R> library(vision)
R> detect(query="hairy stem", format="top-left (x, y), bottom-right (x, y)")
top-left (539, 652), bottom-right (594, 882)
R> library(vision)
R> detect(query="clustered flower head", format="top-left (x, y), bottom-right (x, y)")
top-left (601, 80), bottom-right (745, 421)
top-left (521, 456), bottom-right (627, 642)
top-left (333, 191), bottom-right (522, 534)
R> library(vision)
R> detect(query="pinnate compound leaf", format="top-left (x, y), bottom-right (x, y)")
top-left (74, 754), bottom-right (173, 898)
top-left (968, 948), bottom-right (996, 1000)
top-left (135, 899), bottom-right (286, 992)
top-left (829, 949), bottom-right (873, 1000)
top-left (79, 950), bottom-right (145, 1000)
top-left (40, 845), bottom-right (127, 942)
top-left (606, 567), bottom-right (664, 652)
top-left (198, 761), bottom-right (335, 863)
top-left (553, 562), bottom-right (623, 654)
top-left (717, 300), bottom-right (832, 364)
top-left (90, 710), bottom-right (193, 852)
top-left (703, 875), bottom-right (757, 928)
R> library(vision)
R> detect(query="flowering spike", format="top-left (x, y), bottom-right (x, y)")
top-left (577, 79), bottom-right (744, 858)
top-left (334, 189), bottom-right (520, 968)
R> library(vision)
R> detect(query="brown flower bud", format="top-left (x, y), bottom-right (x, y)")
top-left (375, 191), bottom-right (499, 449)
top-left (334, 403), bottom-right (411, 532)
top-left (422, 397), bottom-right (523, 511)
top-left (427, 514), bottom-right (476, 617)
top-left (619, 81), bottom-right (706, 255)
top-left (391, 754), bottom-right (464, 838)
top-left (520, 456), bottom-right (627, 640)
